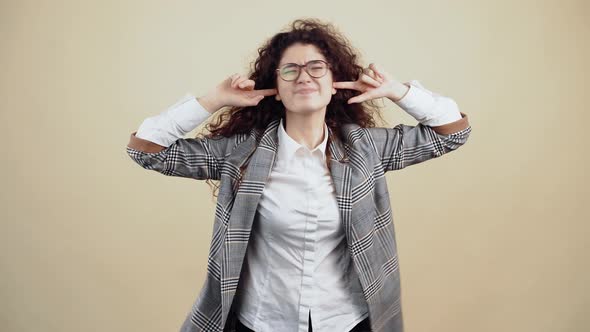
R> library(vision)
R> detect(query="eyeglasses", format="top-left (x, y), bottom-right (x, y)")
top-left (275, 60), bottom-right (331, 81)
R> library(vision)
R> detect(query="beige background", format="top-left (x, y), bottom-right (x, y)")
top-left (1, 0), bottom-right (588, 331)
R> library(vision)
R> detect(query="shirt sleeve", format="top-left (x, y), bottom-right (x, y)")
top-left (135, 92), bottom-right (213, 147)
top-left (394, 80), bottom-right (463, 127)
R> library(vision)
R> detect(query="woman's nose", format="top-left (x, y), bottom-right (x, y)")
top-left (296, 68), bottom-right (313, 82)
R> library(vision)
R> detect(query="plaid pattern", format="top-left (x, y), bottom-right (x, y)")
top-left (126, 113), bottom-right (471, 332)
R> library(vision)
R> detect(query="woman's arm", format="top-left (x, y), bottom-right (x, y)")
top-left (367, 80), bottom-right (472, 172)
top-left (125, 93), bottom-right (237, 181)
top-left (126, 74), bottom-right (276, 181)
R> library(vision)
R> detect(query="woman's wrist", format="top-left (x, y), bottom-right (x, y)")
top-left (387, 81), bottom-right (411, 102)
top-left (197, 94), bottom-right (224, 114)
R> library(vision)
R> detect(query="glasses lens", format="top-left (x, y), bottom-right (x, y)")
top-left (306, 61), bottom-right (327, 78)
top-left (280, 64), bottom-right (300, 81)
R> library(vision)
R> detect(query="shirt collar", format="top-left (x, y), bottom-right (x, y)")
top-left (277, 117), bottom-right (328, 164)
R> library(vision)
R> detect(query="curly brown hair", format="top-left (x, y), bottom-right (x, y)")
top-left (199, 18), bottom-right (386, 198)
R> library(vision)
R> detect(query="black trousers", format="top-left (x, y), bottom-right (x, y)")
top-left (235, 310), bottom-right (372, 332)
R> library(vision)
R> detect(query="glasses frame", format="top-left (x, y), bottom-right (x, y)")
top-left (275, 59), bottom-right (332, 82)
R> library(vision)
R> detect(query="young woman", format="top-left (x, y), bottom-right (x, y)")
top-left (126, 18), bottom-right (471, 332)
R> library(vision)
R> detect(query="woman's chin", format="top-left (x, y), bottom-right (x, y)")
top-left (283, 99), bottom-right (328, 113)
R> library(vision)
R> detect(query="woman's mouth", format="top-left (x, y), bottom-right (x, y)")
top-left (296, 89), bottom-right (318, 95)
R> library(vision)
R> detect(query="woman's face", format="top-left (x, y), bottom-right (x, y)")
top-left (275, 43), bottom-right (337, 114)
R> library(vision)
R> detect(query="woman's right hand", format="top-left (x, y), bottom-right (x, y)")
top-left (202, 74), bottom-right (277, 112)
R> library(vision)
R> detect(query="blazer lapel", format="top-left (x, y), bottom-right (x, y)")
top-left (220, 119), bottom-right (281, 326)
top-left (326, 127), bottom-right (355, 246)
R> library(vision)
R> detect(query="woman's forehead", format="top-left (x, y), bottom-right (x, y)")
top-left (279, 43), bottom-right (326, 65)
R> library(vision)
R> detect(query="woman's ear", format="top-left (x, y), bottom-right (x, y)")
top-left (275, 94), bottom-right (281, 101)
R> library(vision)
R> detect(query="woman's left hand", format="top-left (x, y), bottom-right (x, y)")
top-left (333, 63), bottom-right (410, 104)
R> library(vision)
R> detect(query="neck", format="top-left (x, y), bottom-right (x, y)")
top-left (283, 108), bottom-right (326, 150)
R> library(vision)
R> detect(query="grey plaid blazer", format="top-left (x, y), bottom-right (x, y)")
top-left (126, 112), bottom-right (471, 332)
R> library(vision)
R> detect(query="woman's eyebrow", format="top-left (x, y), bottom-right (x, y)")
top-left (279, 59), bottom-right (324, 66)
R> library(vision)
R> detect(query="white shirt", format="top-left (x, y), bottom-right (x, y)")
top-left (134, 80), bottom-right (463, 332)
top-left (233, 117), bottom-right (369, 332)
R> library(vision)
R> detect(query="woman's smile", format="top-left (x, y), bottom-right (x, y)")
top-left (295, 88), bottom-right (318, 95)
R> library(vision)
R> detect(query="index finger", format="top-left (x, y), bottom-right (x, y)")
top-left (250, 88), bottom-right (277, 96)
top-left (332, 81), bottom-right (358, 90)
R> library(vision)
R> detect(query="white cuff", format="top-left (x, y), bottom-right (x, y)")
top-left (394, 80), bottom-right (463, 127)
top-left (135, 93), bottom-right (213, 147)
top-left (166, 92), bottom-right (213, 132)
